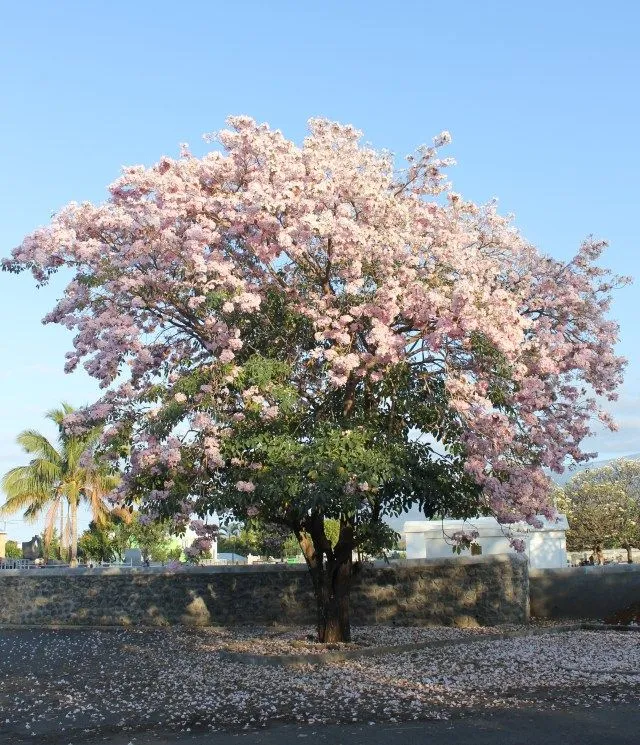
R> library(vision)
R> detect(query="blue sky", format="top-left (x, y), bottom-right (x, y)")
top-left (1, 1), bottom-right (639, 541)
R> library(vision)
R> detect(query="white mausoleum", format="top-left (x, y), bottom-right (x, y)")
top-left (403, 514), bottom-right (569, 569)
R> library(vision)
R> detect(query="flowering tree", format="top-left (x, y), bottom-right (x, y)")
top-left (3, 117), bottom-right (626, 640)
top-left (559, 460), bottom-right (640, 562)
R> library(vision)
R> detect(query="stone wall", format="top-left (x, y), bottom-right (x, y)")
top-left (530, 563), bottom-right (640, 620)
top-left (0, 555), bottom-right (528, 627)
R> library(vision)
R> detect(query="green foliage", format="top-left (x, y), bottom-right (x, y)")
top-left (77, 511), bottom-right (177, 564)
top-left (282, 532), bottom-right (301, 558)
top-left (356, 520), bottom-right (399, 557)
top-left (322, 519), bottom-right (340, 549)
top-left (78, 521), bottom-right (115, 563)
top-left (44, 529), bottom-right (62, 561)
top-left (0, 403), bottom-right (119, 562)
top-left (130, 517), bottom-right (175, 563)
top-left (560, 460), bottom-right (640, 554)
top-left (148, 543), bottom-right (172, 564)
top-left (4, 540), bottom-right (21, 559)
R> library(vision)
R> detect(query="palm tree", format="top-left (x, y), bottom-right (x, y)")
top-left (220, 521), bottom-right (242, 564)
top-left (0, 403), bottom-right (120, 565)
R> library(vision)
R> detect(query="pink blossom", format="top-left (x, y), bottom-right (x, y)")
top-left (235, 480), bottom-right (256, 493)
top-left (4, 115), bottom-right (627, 534)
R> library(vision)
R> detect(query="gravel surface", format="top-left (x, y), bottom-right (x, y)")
top-left (1, 625), bottom-right (638, 743)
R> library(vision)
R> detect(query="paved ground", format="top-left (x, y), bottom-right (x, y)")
top-left (2, 705), bottom-right (640, 745)
top-left (80, 705), bottom-right (640, 745)
top-left (1, 626), bottom-right (638, 744)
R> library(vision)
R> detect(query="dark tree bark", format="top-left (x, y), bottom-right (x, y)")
top-left (312, 554), bottom-right (353, 643)
top-left (297, 513), bottom-right (355, 643)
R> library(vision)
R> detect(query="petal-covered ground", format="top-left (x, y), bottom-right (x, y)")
top-left (0, 625), bottom-right (638, 744)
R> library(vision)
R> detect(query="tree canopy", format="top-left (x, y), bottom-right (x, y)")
top-left (4, 117), bottom-right (626, 638)
top-left (559, 459), bottom-right (640, 562)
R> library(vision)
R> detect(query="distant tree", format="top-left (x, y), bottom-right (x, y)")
top-left (166, 546), bottom-right (183, 562)
top-left (4, 540), bottom-right (22, 559)
top-left (0, 404), bottom-right (120, 565)
top-left (44, 528), bottom-right (62, 561)
top-left (560, 460), bottom-right (640, 562)
top-left (130, 515), bottom-right (175, 564)
top-left (322, 519), bottom-right (340, 549)
top-left (250, 522), bottom-right (290, 558)
top-left (249, 518), bottom-right (340, 560)
top-left (218, 521), bottom-right (243, 559)
top-left (78, 510), bottom-right (175, 564)
top-left (78, 520), bottom-right (115, 563)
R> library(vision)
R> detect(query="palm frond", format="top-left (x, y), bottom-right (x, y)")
top-left (30, 458), bottom-right (62, 484)
top-left (3, 403), bottom-right (124, 561)
top-left (46, 403), bottom-right (75, 429)
top-left (1, 466), bottom-right (53, 509)
top-left (15, 430), bottom-right (61, 464)
top-left (23, 501), bottom-right (50, 524)
top-left (2, 462), bottom-right (59, 494)
top-left (0, 492), bottom-right (47, 517)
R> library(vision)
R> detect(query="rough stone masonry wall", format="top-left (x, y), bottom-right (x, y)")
top-left (0, 555), bottom-right (528, 627)
top-left (530, 563), bottom-right (640, 620)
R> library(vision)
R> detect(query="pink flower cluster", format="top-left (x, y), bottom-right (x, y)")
top-left (4, 115), bottom-right (627, 528)
top-left (235, 481), bottom-right (256, 493)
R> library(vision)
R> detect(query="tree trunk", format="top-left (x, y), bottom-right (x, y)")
top-left (308, 555), bottom-right (353, 643)
top-left (297, 515), bottom-right (355, 643)
top-left (60, 499), bottom-right (68, 562)
top-left (70, 497), bottom-right (78, 567)
top-left (593, 543), bottom-right (604, 565)
top-left (626, 545), bottom-right (634, 564)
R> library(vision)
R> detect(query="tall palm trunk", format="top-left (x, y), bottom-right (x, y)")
top-left (59, 498), bottom-right (64, 559)
top-left (60, 499), bottom-right (69, 562)
top-left (69, 497), bottom-right (78, 566)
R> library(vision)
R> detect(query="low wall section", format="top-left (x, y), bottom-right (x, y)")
top-left (0, 555), bottom-right (528, 627)
top-left (530, 563), bottom-right (640, 620)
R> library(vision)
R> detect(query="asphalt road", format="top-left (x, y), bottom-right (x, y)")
top-left (1, 704), bottom-right (638, 745)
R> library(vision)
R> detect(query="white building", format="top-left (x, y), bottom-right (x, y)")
top-left (403, 515), bottom-right (569, 569)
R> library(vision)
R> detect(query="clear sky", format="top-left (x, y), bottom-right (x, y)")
top-left (1, 1), bottom-right (638, 542)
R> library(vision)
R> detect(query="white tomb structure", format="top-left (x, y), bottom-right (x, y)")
top-left (403, 514), bottom-right (569, 569)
